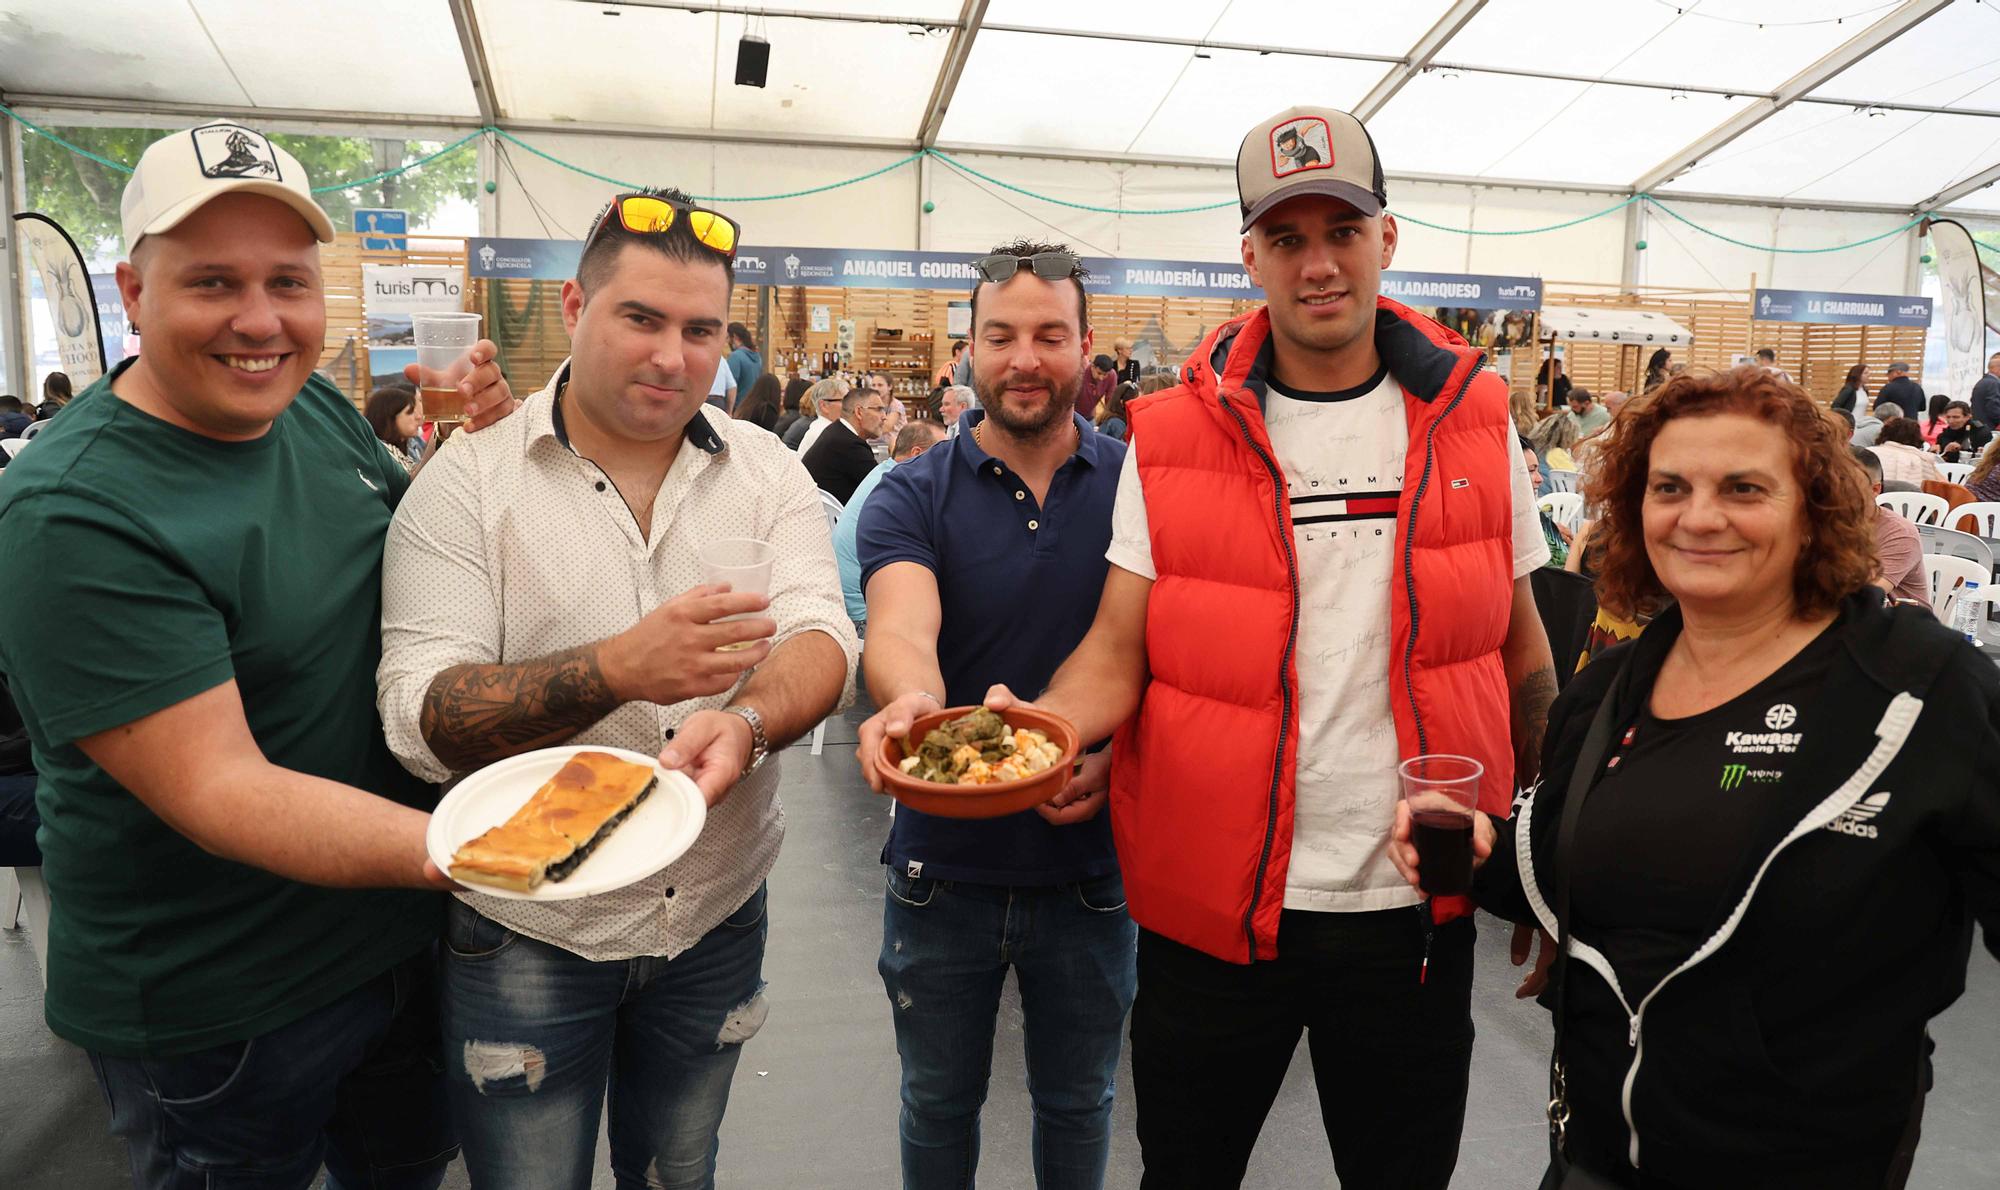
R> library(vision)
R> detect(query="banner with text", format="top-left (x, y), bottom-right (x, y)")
top-left (363, 264), bottom-right (467, 388)
top-left (1753, 287), bottom-right (1932, 328)
top-left (468, 237), bottom-right (1539, 309)
top-left (13, 212), bottom-right (106, 386)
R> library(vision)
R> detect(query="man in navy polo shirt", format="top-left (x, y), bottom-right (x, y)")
top-left (855, 239), bottom-right (1134, 1190)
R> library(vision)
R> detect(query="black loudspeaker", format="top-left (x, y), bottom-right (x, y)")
top-left (735, 35), bottom-right (770, 87)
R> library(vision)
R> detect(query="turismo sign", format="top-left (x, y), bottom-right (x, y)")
top-left (469, 237), bottom-right (1541, 309)
top-left (1753, 288), bottom-right (1932, 328)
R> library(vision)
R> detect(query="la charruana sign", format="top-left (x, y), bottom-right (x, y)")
top-left (1753, 288), bottom-right (1931, 328)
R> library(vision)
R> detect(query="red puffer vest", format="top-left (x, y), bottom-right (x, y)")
top-left (1111, 299), bottom-right (1516, 964)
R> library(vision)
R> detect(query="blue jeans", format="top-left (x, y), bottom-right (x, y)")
top-left (879, 869), bottom-right (1137, 1190)
top-left (0, 772), bottom-right (40, 866)
top-left (88, 949), bottom-right (454, 1190)
top-left (441, 886), bottom-right (769, 1190)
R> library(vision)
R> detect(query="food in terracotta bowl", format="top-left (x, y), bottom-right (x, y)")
top-left (875, 705), bottom-right (1082, 819)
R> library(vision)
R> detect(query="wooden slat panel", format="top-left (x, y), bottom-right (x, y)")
top-left (317, 233), bottom-right (471, 409)
top-left (1538, 284), bottom-right (1925, 407)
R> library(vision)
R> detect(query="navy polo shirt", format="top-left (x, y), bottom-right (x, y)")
top-left (856, 409), bottom-right (1122, 885)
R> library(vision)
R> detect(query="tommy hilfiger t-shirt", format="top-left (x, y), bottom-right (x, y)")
top-left (1109, 367), bottom-right (1547, 912)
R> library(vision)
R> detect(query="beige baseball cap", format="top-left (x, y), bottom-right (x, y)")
top-left (1236, 106), bottom-right (1387, 233)
top-left (120, 121), bottom-right (335, 250)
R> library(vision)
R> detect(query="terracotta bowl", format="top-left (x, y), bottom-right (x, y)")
top-left (875, 705), bottom-right (1082, 820)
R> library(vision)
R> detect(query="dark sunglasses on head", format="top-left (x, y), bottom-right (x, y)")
top-left (589, 193), bottom-right (740, 260)
top-left (973, 251), bottom-right (1082, 284)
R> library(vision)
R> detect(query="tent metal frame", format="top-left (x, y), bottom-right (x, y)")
top-left (6, 0), bottom-right (1995, 217)
top-left (6, 0), bottom-right (2000, 392)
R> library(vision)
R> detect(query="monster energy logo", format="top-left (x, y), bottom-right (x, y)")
top-left (1720, 764), bottom-right (1748, 790)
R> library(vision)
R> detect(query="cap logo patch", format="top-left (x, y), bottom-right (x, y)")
top-left (1270, 117), bottom-right (1333, 179)
top-left (191, 124), bottom-right (281, 181)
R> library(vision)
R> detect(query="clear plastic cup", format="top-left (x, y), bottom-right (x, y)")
top-left (698, 538), bottom-right (776, 651)
top-left (411, 311), bottom-right (482, 421)
top-left (1398, 754), bottom-right (1483, 896)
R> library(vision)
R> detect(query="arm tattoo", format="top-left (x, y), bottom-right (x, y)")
top-left (1512, 664), bottom-right (1559, 785)
top-left (419, 646), bottom-right (621, 773)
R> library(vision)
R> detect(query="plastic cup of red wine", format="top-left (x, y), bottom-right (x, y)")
top-left (1398, 754), bottom-right (1483, 897)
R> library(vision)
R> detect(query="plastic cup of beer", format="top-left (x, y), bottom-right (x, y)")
top-left (1398, 755), bottom-right (1483, 897)
top-left (698, 538), bottom-right (776, 652)
top-left (411, 311), bottom-right (482, 421)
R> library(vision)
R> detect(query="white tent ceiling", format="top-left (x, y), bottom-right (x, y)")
top-left (3, 0), bottom-right (1999, 215)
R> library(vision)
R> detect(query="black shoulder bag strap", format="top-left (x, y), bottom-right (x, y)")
top-left (1540, 660), bottom-right (1631, 1190)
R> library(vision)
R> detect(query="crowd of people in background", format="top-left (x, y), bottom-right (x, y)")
top-left (5, 107), bottom-right (2000, 1190)
top-left (1527, 346), bottom-right (2000, 628)
top-left (656, 332), bottom-right (1162, 514)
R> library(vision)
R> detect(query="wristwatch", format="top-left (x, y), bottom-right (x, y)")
top-left (720, 703), bottom-right (769, 778)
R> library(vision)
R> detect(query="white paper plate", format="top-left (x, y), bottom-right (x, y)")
top-left (426, 745), bottom-right (705, 901)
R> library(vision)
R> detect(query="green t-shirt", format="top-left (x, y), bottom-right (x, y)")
top-left (0, 362), bottom-right (442, 1057)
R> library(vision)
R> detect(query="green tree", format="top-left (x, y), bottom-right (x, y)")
top-left (19, 124), bottom-right (479, 260)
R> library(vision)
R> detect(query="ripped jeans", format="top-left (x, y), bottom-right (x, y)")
top-left (441, 886), bottom-right (769, 1190)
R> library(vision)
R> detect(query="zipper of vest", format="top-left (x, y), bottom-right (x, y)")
top-left (1400, 356), bottom-right (1484, 758)
top-left (1219, 392), bottom-right (1298, 963)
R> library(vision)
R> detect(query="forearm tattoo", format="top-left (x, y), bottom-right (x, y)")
top-left (1513, 664), bottom-right (1559, 784)
top-left (419, 646), bottom-right (621, 773)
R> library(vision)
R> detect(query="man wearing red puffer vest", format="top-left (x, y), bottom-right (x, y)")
top-left (987, 106), bottom-right (1558, 1189)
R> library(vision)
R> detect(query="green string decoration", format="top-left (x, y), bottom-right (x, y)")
top-left (1642, 196), bottom-right (1926, 254)
top-left (0, 103), bottom-right (1971, 252)
top-left (1394, 194), bottom-right (1643, 236)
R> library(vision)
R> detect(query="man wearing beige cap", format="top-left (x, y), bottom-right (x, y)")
top-left (0, 121), bottom-right (514, 1189)
top-left (985, 106), bottom-right (1556, 1187)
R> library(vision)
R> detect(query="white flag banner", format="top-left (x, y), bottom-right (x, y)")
top-left (12, 212), bottom-right (105, 387)
top-left (1929, 218), bottom-right (1989, 405)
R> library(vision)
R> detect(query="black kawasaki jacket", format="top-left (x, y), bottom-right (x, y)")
top-left (1476, 591), bottom-right (2000, 1188)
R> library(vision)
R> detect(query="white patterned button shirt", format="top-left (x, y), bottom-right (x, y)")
top-left (378, 361), bottom-right (858, 961)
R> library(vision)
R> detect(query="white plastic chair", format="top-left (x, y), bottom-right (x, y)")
top-left (1545, 468), bottom-right (1581, 494)
top-left (1917, 523), bottom-right (1995, 578)
top-left (819, 489), bottom-right (844, 537)
top-left (19, 421), bottom-right (43, 441)
top-left (5, 867), bottom-right (50, 990)
top-left (1877, 491), bottom-right (1948, 527)
top-left (1538, 492), bottom-right (1585, 532)
top-left (0, 438), bottom-right (25, 459)
top-left (1938, 462), bottom-right (1973, 486)
top-left (1925, 554), bottom-right (1989, 626)
top-left (1945, 500), bottom-right (2000, 538)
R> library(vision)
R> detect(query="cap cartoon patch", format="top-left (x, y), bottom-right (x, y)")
top-left (191, 124), bottom-right (282, 181)
top-left (1270, 117), bottom-right (1332, 179)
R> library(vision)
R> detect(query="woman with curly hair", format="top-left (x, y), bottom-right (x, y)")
top-left (1393, 366), bottom-right (2000, 1188)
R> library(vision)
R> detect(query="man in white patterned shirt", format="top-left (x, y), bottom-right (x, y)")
top-left (377, 188), bottom-right (857, 1190)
